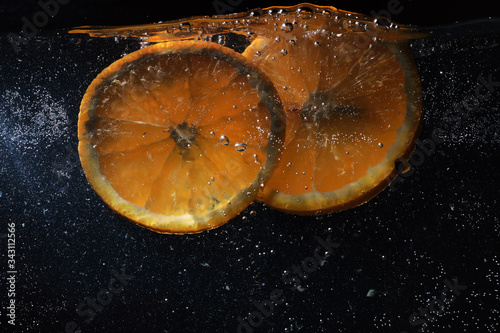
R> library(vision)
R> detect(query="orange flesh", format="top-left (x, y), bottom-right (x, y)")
top-left (87, 48), bottom-right (272, 217)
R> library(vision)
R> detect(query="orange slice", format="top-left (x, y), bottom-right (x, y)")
top-left (78, 41), bottom-right (284, 233)
top-left (243, 32), bottom-right (422, 214)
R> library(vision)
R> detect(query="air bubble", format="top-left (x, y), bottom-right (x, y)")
top-left (220, 135), bottom-right (230, 145)
top-left (378, 143), bottom-right (384, 148)
top-left (211, 176), bottom-right (215, 181)
top-left (280, 49), bottom-right (288, 56)
top-left (281, 22), bottom-right (294, 33)
top-left (234, 142), bottom-right (247, 152)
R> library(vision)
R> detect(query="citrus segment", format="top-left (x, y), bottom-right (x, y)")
top-left (243, 33), bottom-right (421, 214)
top-left (78, 41), bottom-right (284, 233)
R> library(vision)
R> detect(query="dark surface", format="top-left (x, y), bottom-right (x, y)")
top-left (1, 1), bottom-right (499, 332)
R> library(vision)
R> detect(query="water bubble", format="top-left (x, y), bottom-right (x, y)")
top-left (280, 49), bottom-right (288, 56)
top-left (281, 22), bottom-right (294, 33)
top-left (220, 135), bottom-right (230, 145)
top-left (209, 131), bottom-right (215, 136)
top-left (378, 142), bottom-right (384, 148)
top-left (234, 142), bottom-right (247, 152)
top-left (289, 40), bottom-right (296, 47)
top-left (211, 176), bottom-right (215, 181)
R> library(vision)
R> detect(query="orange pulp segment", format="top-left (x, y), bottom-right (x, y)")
top-left (78, 41), bottom-right (284, 233)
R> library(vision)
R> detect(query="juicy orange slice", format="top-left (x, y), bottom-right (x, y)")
top-left (78, 41), bottom-right (284, 233)
top-left (243, 32), bottom-right (422, 214)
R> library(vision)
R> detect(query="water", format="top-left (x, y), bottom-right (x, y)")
top-left (0, 3), bottom-right (499, 332)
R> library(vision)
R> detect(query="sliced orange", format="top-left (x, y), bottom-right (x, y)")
top-left (78, 41), bottom-right (284, 233)
top-left (243, 31), bottom-right (422, 214)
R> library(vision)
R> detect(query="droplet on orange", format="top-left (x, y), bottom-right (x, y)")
top-left (78, 41), bottom-right (285, 233)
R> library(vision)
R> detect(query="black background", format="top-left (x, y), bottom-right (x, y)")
top-left (1, 1), bottom-right (499, 333)
top-left (0, 0), bottom-right (498, 30)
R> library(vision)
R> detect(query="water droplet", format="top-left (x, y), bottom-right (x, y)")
top-left (281, 22), bottom-right (294, 33)
top-left (286, 162), bottom-right (292, 167)
top-left (234, 142), bottom-right (247, 152)
top-left (208, 182), bottom-right (211, 186)
top-left (211, 176), bottom-right (215, 181)
top-left (378, 143), bottom-right (384, 148)
top-left (255, 51), bottom-right (261, 56)
top-left (280, 49), bottom-right (288, 56)
top-left (210, 131), bottom-right (215, 136)
top-left (289, 40), bottom-right (296, 47)
top-left (220, 135), bottom-right (230, 145)
top-left (314, 41), bottom-right (321, 47)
